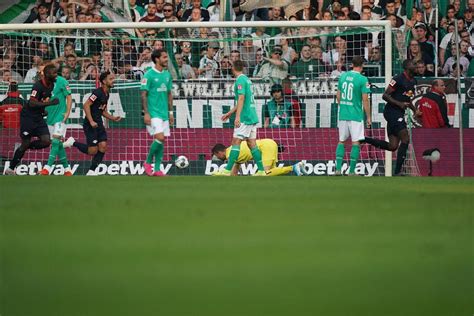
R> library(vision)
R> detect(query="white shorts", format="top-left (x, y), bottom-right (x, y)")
top-left (338, 120), bottom-right (365, 142)
top-left (146, 117), bottom-right (170, 137)
top-left (48, 122), bottom-right (67, 138)
top-left (233, 123), bottom-right (257, 140)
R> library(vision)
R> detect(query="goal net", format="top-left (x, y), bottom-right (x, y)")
top-left (0, 20), bottom-right (419, 176)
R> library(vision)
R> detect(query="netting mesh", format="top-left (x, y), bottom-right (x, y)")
top-left (0, 23), bottom-right (417, 176)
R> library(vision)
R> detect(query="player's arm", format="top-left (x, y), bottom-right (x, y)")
top-left (362, 93), bottom-right (371, 127)
top-left (221, 103), bottom-right (238, 121)
top-left (83, 99), bottom-right (97, 127)
top-left (231, 163), bottom-right (240, 176)
top-left (382, 82), bottom-right (412, 111)
top-left (168, 90), bottom-right (174, 126)
top-left (336, 90), bottom-right (341, 105)
top-left (234, 94), bottom-right (245, 127)
top-left (102, 109), bottom-right (121, 122)
top-left (29, 97), bottom-right (59, 107)
top-left (63, 94), bottom-right (72, 122)
top-left (141, 90), bottom-right (151, 125)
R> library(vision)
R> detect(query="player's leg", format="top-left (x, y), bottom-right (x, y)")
top-left (226, 137), bottom-right (243, 171)
top-left (336, 120), bottom-right (349, 175)
top-left (348, 121), bottom-right (365, 175)
top-left (72, 124), bottom-right (95, 155)
top-left (7, 136), bottom-right (32, 174)
top-left (152, 133), bottom-right (166, 175)
top-left (87, 126), bottom-right (108, 175)
top-left (245, 126), bottom-right (265, 174)
top-left (28, 120), bottom-right (51, 150)
top-left (144, 118), bottom-right (168, 176)
top-left (55, 123), bottom-right (72, 176)
top-left (394, 128), bottom-right (410, 175)
top-left (42, 124), bottom-right (63, 175)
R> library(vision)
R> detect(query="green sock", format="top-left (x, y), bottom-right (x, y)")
top-left (335, 143), bottom-right (345, 171)
top-left (349, 144), bottom-right (361, 174)
top-left (226, 145), bottom-right (240, 171)
top-left (153, 140), bottom-right (164, 172)
top-left (250, 147), bottom-right (264, 171)
top-left (57, 144), bottom-right (70, 168)
top-left (47, 138), bottom-right (61, 166)
top-left (146, 140), bottom-right (160, 164)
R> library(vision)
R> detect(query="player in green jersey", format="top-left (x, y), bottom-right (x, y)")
top-left (141, 49), bottom-right (174, 177)
top-left (213, 60), bottom-right (266, 176)
top-left (335, 56), bottom-right (372, 176)
top-left (39, 65), bottom-right (73, 176)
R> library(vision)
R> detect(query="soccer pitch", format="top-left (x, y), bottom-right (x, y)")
top-left (0, 177), bottom-right (473, 316)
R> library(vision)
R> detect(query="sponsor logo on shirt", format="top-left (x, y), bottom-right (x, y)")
top-left (157, 83), bottom-right (167, 92)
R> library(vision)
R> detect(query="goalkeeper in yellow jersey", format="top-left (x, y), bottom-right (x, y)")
top-left (211, 139), bottom-right (307, 176)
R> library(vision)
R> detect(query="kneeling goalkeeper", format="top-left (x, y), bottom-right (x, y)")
top-left (211, 139), bottom-right (307, 176)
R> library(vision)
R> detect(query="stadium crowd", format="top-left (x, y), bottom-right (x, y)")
top-left (1, 0), bottom-right (473, 84)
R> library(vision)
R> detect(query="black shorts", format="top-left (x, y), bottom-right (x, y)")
top-left (20, 113), bottom-right (49, 139)
top-left (384, 106), bottom-right (407, 137)
top-left (83, 123), bottom-right (107, 146)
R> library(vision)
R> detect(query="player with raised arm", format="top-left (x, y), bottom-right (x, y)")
top-left (39, 66), bottom-right (73, 176)
top-left (211, 139), bottom-right (307, 176)
top-left (213, 60), bottom-right (266, 176)
top-left (141, 49), bottom-right (174, 177)
top-left (335, 56), bottom-right (372, 176)
top-left (364, 59), bottom-right (421, 176)
top-left (66, 71), bottom-right (121, 176)
top-left (5, 64), bottom-right (59, 175)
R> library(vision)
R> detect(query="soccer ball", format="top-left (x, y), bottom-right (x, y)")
top-left (175, 155), bottom-right (189, 169)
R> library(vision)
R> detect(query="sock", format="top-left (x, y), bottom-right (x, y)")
top-left (394, 142), bottom-right (409, 175)
top-left (146, 140), bottom-right (160, 164)
top-left (29, 140), bottom-right (49, 150)
top-left (266, 166), bottom-right (292, 176)
top-left (364, 137), bottom-right (390, 150)
top-left (349, 144), bottom-right (361, 174)
top-left (73, 142), bottom-right (89, 154)
top-left (250, 147), bottom-right (264, 171)
top-left (89, 151), bottom-right (105, 171)
top-left (153, 140), bottom-right (164, 172)
top-left (335, 143), bottom-right (345, 171)
top-left (57, 145), bottom-right (70, 168)
top-left (225, 145), bottom-right (240, 171)
top-left (10, 146), bottom-right (27, 169)
top-left (47, 138), bottom-right (61, 166)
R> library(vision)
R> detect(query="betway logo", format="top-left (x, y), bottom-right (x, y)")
top-left (205, 160), bottom-right (379, 176)
top-left (2, 161), bottom-right (173, 176)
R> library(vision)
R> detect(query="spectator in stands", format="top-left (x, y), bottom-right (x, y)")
top-left (140, 3), bottom-right (162, 22)
top-left (442, 44), bottom-right (469, 77)
top-left (383, 0), bottom-right (404, 27)
top-left (176, 0), bottom-right (193, 20)
top-left (439, 19), bottom-right (465, 67)
top-left (279, 38), bottom-right (297, 64)
top-left (79, 63), bottom-right (99, 80)
top-left (417, 79), bottom-right (450, 128)
top-left (61, 65), bottom-right (72, 80)
top-left (251, 27), bottom-right (271, 51)
top-left (362, 0), bottom-right (382, 20)
top-left (155, 0), bottom-right (165, 18)
top-left (33, 2), bottom-right (56, 23)
top-left (469, 0), bottom-right (474, 11)
top-left (330, 55), bottom-right (347, 78)
top-left (414, 23), bottom-right (435, 61)
top-left (235, 9), bottom-right (261, 36)
top-left (240, 36), bottom-right (258, 72)
top-left (129, 0), bottom-right (145, 19)
top-left (415, 60), bottom-right (434, 77)
top-left (282, 78), bottom-right (302, 127)
top-left (257, 46), bottom-right (290, 84)
top-left (420, 0), bottom-right (437, 30)
top-left (175, 53), bottom-right (196, 79)
top-left (366, 46), bottom-right (383, 77)
top-left (101, 49), bottom-right (117, 74)
top-left (219, 55), bottom-right (233, 79)
top-left (263, 84), bottom-right (294, 128)
top-left (1, 59), bottom-right (23, 83)
top-left (251, 48), bottom-right (265, 77)
top-left (117, 35), bottom-right (138, 67)
top-left (24, 53), bottom-right (44, 83)
top-left (446, 5), bottom-right (456, 22)
top-left (0, 70), bottom-right (13, 83)
top-left (198, 42), bottom-right (219, 79)
top-left (230, 50), bottom-right (241, 65)
top-left (179, 41), bottom-right (198, 69)
top-left (407, 40), bottom-right (434, 74)
top-left (163, 3), bottom-right (178, 22)
top-left (322, 36), bottom-right (346, 65)
top-left (311, 46), bottom-right (327, 74)
top-left (65, 54), bottom-right (81, 80)
top-left (181, 0), bottom-right (210, 21)
top-left (296, 3), bottom-right (318, 20)
top-left (137, 47), bottom-right (154, 72)
top-left (290, 44), bottom-right (324, 79)
top-left (460, 40), bottom-right (472, 61)
top-left (361, 5), bottom-right (373, 20)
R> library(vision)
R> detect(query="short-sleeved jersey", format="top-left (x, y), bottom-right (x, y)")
top-left (140, 67), bottom-right (173, 120)
top-left (234, 74), bottom-right (259, 125)
top-left (24, 79), bottom-right (54, 118)
top-left (46, 76), bottom-right (71, 125)
top-left (87, 87), bottom-right (109, 124)
top-left (386, 73), bottom-right (417, 113)
top-left (337, 70), bottom-right (370, 122)
top-left (225, 139), bottom-right (278, 164)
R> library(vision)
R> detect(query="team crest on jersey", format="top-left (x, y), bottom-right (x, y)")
top-left (90, 94), bottom-right (97, 102)
top-left (238, 84), bottom-right (242, 90)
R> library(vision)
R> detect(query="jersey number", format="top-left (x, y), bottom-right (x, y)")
top-left (341, 82), bottom-right (354, 101)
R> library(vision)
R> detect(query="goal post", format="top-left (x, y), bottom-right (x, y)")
top-left (0, 20), bottom-right (398, 176)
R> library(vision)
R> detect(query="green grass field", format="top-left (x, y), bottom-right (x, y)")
top-left (0, 177), bottom-right (473, 316)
